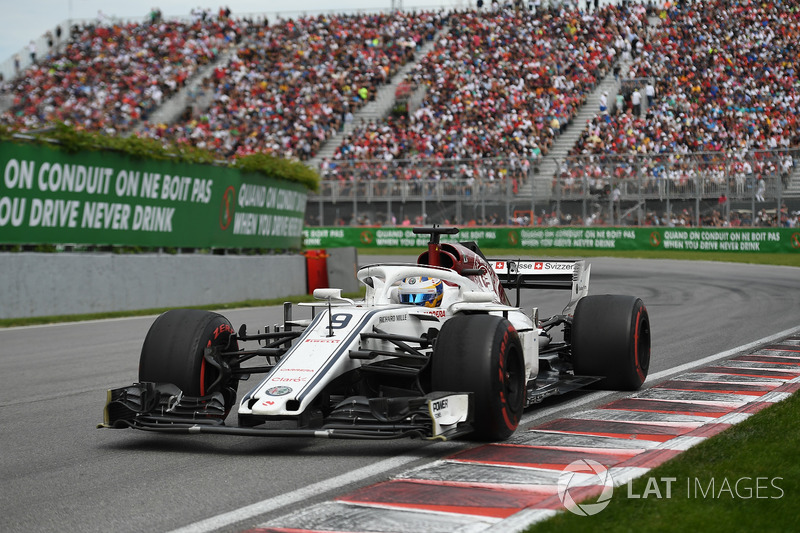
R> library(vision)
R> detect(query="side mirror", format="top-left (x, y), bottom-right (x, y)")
top-left (462, 291), bottom-right (494, 303)
top-left (313, 288), bottom-right (343, 300)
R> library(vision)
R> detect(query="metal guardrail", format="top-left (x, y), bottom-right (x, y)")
top-left (309, 149), bottom-right (799, 227)
top-left (549, 150), bottom-right (799, 226)
top-left (314, 157), bottom-right (536, 224)
top-left (318, 157), bottom-right (535, 197)
top-left (553, 150), bottom-right (797, 197)
top-left (311, 177), bottom-right (523, 227)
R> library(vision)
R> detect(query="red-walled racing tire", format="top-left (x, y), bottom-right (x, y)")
top-left (571, 295), bottom-right (651, 390)
top-left (139, 309), bottom-right (239, 414)
top-left (431, 314), bottom-right (525, 441)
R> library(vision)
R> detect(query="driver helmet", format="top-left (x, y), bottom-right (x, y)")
top-left (398, 276), bottom-right (444, 308)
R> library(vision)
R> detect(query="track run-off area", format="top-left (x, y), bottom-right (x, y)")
top-left (1, 257), bottom-right (798, 533)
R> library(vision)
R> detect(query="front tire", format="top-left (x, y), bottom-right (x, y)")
top-left (139, 309), bottom-right (239, 414)
top-left (431, 314), bottom-right (525, 441)
top-left (571, 295), bottom-right (650, 390)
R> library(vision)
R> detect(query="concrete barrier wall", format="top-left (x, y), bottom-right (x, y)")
top-left (0, 253), bottom-right (307, 319)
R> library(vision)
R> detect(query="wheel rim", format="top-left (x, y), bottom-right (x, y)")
top-left (635, 314), bottom-right (651, 381)
top-left (503, 347), bottom-right (524, 415)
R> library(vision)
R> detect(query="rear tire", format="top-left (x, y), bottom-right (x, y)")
top-left (571, 295), bottom-right (650, 390)
top-left (431, 314), bottom-right (525, 441)
top-left (139, 309), bottom-right (239, 413)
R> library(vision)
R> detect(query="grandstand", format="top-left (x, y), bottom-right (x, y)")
top-left (1, 1), bottom-right (798, 228)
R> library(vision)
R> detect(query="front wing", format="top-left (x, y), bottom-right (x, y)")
top-left (99, 382), bottom-right (473, 441)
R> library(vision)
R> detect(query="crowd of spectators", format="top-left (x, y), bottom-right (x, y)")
top-left (137, 11), bottom-right (446, 160)
top-left (566, 0), bottom-right (799, 196)
top-left (326, 4), bottom-right (648, 175)
top-left (556, 0), bottom-right (800, 216)
top-left (1, 2), bottom-right (798, 230)
top-left (1, 13), bottom-right (244, 133)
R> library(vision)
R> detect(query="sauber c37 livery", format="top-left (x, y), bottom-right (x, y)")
top-left (101, 227), bottom-right (650, 441)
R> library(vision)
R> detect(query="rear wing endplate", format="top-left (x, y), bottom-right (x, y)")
top-left (489, 259), bottom-right (591, 315)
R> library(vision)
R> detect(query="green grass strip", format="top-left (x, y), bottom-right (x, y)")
top-left (526, 391), bottom-right (800, 532)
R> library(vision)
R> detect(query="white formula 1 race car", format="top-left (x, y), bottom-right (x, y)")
top-left (101, 227), bottom-right (650, 442)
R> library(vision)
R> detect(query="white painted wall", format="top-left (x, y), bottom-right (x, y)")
top-left (0, 253), bottom-right (307, 319)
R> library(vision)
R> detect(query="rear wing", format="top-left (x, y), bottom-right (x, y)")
top-left (489, 259), bottom-right (591, 316)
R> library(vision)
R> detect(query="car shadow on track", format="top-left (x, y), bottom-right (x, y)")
top-left (98, 433), bottom-right (440, 458)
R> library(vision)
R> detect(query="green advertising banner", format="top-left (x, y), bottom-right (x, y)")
top-left (302, 226), bottom-right (800, 254)
top-left (0, 142), bottom-right (308, 248)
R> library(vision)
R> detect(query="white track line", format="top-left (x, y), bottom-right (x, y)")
top-left (167, 326), bottom-right (800, 533)
top-left (164, 450), bottom-right (453, 533)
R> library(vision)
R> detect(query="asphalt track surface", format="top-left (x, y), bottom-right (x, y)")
top-left (1, 257), bottom-right (798, 533)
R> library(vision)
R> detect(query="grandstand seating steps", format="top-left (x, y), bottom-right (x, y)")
top-left (307, 27), bottom-right (447, 168)
top-left (135, 49), bottom-right (235, 132)
top-left (785, 171), bottom-right (800, 197)
top-left (527, 13), bottom-right (662, 201)
top-left (0, 94), bottom-right (11, 115)
top-left (527, 57), bottom-right (633, 202)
